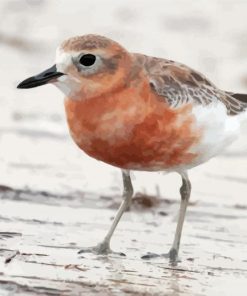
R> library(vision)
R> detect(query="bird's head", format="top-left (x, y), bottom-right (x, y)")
top-left (18, 34), bottom-right (132, 100)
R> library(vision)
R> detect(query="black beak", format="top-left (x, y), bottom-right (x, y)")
top-left (17, 64), bottom-right (64, 89)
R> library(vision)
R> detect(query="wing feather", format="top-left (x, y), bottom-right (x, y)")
top-left (134, 53), bottom-right (247, 116)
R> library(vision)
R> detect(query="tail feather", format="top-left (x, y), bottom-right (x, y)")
top-left (226, 91), bottom-right (247, 103)
top-left (231, 93), bottom-right (247, 103)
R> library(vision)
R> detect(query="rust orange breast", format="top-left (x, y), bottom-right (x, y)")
top-left (64, 82), bottom-right (201, 171)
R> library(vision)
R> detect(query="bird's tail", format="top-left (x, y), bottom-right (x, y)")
top-left (226, 92), bottom-right (247, 129)
top-left (230, 92), bottom-right (247, 103)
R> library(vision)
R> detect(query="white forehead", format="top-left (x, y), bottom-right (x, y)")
top-left (55, 47), bottom-right (80, 72)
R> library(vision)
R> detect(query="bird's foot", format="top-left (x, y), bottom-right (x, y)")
top-left (78, 241), bottom-right (126, 257)
top-left (141, 248), bottom-right (180, 264)
top-left (168, 248), bottom-right (179, 263)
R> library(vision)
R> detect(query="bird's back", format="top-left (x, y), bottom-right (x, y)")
top-left (133, 53), bottom-right (247, 116)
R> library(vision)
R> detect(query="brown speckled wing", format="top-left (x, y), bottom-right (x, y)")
top-left (134, 53), bottom-right (247, 116)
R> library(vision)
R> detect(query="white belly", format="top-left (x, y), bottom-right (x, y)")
top-left (182, 101), bottom-right (245, 170)
top-left (191, 102), bottom-right (243, 165)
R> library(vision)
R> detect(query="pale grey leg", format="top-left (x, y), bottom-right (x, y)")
top-left (141, 171), bottom-right (191, 261)
top-left (78, 170), bottom-right (133, 255)
top-left (169, 171), bottom-right (191, 262)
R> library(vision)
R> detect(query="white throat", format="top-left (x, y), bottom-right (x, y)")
top-left (53, 75), bottom-right (81, 98)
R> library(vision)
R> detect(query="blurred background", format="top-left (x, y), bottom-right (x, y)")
top-left (0, 0), bottom-right (247, 204)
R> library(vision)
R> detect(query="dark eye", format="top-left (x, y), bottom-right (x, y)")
top-left (79, 54), bottom-right (96, 66)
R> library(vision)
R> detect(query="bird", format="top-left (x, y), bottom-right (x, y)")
top-left (17, 34), bottom-right (247, 262)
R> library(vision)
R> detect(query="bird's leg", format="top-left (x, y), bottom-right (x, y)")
top-left (169, 172), bottom-right (191, 263)
top-left (78, 170), bottom-right (133, 255)
top-left (142, 172), bottom-right (191, 262)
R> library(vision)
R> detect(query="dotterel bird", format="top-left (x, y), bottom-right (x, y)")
top-left (17, 34), bottom-right (247, 262)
